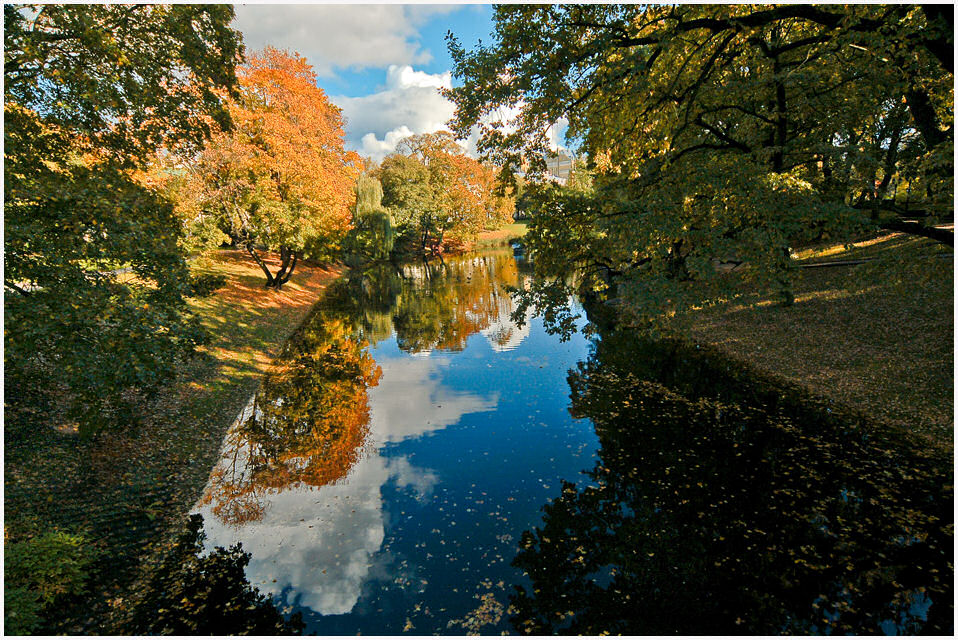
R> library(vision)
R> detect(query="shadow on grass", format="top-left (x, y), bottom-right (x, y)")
top-left (3, 249), bottom-right (341, 633)
top-left (693, 245), bottom-right (953, 443)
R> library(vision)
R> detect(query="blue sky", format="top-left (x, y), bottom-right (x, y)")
top-left (232, 4), bottom-right (502, 161)
top-left (319, 5), bottom-right (495, 97)
top-left (232, 4), bottom-right (573, 162)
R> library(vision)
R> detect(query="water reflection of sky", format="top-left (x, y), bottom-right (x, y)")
top-left (194, 256), bottom-right (599, 634)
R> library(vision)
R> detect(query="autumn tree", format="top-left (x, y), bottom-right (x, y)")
top-left (378, 131), bottom-right (513, 255)
top-left (4, 4), bottom-right (242, 434)
top-left (189, 47), bottom-right (362, 288)
top-left (447, 5), bottom-right (953, 332)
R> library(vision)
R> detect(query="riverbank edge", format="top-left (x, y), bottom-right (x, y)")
top-left (688, 234), bottom-right (953, 448)
top-left (3, 249), bottom-right (345, 634)
top-left (105, 252), bottom-right (350, 631)
top-left (584, 232), bottom-right (952, 449)
top-left (468, 221), bottom-right (529, 249)
top-left (686, 333), bottom-right (953, 455)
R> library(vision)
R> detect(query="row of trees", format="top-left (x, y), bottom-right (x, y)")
top-left (446, 4), bottom-right (953, 331)
top-left (5, 4), bottom-right (244, 435)
top-left (4, 4), bottom-right (512, 437)
top-left (346, 132), bottom-right (516, 262)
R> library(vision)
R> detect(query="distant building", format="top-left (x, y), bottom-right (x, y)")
top-left (512, 150), bottom-right (581, 186)
top-left (544, 150), bottom-right (576, 183)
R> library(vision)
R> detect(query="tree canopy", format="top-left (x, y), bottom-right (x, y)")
top-left (447, 4), bottom-right (953, 332)
top-left (187, 47), bottom-right (362, 288)
top-left (377, 131), bottom-right (513, 256)
top-left (4, 4), bottom-right (243, 434)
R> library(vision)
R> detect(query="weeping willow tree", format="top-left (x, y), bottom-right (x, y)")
top-left (345, 173), bottom-right (395, 264)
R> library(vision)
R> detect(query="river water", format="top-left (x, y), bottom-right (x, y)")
top-left (193, 249), bottom-right (598, 634)
top-left (192, 248), bottom-right (952, 635)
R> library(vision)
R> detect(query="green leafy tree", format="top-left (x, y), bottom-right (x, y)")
top-left (447, 5), bottom-right (953, 332)
top-left (378, 131), bottom-right (513, 256)
top-left (4, 4), bottom-right (243, 434)
top-left (378, 147), bottom-right (450, 255)
top-left (565, 161), bottom-right (594, 194)
top-left (344, 174), bottom-right (396, 264)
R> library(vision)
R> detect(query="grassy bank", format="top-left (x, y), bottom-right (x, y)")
top-left (471, 220), bottom-right (529, 248)
top-left (690, 233), bottom-right (953, 448)
top-left (4, 249), bottom-right (341, 633)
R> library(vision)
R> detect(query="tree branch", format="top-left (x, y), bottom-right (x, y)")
top-left (245, 243), bottom-right (276, 286)
top-left (5, 281), bottom-right (33, 296)
top-left (878, 220), bottom-right (953, 246)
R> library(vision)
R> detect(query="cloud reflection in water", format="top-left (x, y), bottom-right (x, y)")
top-left (195, 349), bottom-right (496, 615)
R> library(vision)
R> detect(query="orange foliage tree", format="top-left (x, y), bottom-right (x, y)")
top-left (189, 47), bottom-right (362, 288)
top-left (201, 308), bottom-right (382, 526)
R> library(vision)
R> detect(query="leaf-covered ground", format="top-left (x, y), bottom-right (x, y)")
top-left (690, 233), bottom-right (953, 448)
top-left (4, 249), bottom-right (341, 633)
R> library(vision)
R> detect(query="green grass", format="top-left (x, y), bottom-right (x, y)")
top-left (473, 220), bottom-right (530, 248)
top-left (691, 233), bottom-right (954, 447)
top-left (3, 249), bottom-right (342, 633)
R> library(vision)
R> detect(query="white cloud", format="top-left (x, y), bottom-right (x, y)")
top-left (233, 5), bottom-right (455, 77)
top-left (334, 65), bottom-right (539, 163)
top-left (333, 65), bottom-right (458, 161)
top-left (390, 65), bottom-right (452, 91)
top-left (545, 118), bottom-right (570, 152)
top-left (369, 356), bottom-right (497, 442)
top-left (233, 6), bottom-right (568, 166)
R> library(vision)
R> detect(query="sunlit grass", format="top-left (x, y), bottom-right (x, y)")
top-left (3, 248), bottom-right (342, 632)
top-left (473, 221), bottom-right (529, 248)
top-left (791, 232), bottom-right (951, 262)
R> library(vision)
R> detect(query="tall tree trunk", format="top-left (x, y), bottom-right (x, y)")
top-left (270, 246), bottom-right (298, 289)
top-left (905, 86), bottom-right (949, 152)
top-left (246, 242), bottom-right (276, 287)
top-left (876, 123), bottom-right (903, 199)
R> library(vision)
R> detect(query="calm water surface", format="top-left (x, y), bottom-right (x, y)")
top-left (194, 249), bottom-right (598, 634)
top-left (192, 248), bottom-right (952, 634)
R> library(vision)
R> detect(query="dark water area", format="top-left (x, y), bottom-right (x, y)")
top-left (511, 333), bottom-right (952, 635)
top-left (192, 248), bottom-right (952, 635)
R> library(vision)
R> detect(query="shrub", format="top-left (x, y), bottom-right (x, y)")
top-left (189, 272), bottom-right (228, 298)
top-left (4, 531), bottom-right (95, 634)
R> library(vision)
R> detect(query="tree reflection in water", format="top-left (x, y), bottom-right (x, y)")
top-left (202, 249), bottom-right (530, 525)
top-left (511, 333), bottom-right (952, 635)
top-left (201, 305), bottom-right (382, 526)
top-left (392, 255), bottom-right (524, 353)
